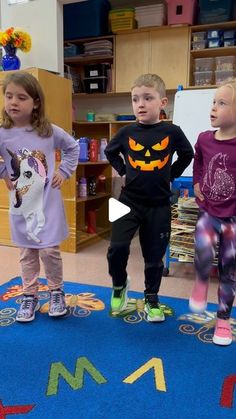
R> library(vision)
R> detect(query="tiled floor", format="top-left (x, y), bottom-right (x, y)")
top-left (0, 236), bottom-right (221, 304)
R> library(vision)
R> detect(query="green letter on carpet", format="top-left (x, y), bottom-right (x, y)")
top-left (46, 356), bottom-right (107, 396)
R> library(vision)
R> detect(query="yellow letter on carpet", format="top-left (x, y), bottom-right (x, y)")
top-left (123, 357), bottom-right (166, 392)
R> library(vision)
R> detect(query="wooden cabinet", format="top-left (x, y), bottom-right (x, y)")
top-left (189, 21), bottom-right (236, 87)
top-left (150, 26), bottom-right (190, 89)
top-left (0, 67), bottom-right (75, 252)
top-left (115, 32), bottom-right (149, 92)
top-left (115, 26), bottom-right (190, 92)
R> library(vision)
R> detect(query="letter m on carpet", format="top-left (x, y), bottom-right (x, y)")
top-left (46, 356), bottom-right (107, 396)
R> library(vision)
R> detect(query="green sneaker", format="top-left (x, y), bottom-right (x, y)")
top-left (144, 294), bottom-right (165, 322)
top-left (111, 278), bottom-right (130, 313)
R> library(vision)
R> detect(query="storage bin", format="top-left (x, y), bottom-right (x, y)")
top-left (166, 0), bottom-right (198, 25)
top-left (215, 70), bottom-right (236, 84)
top-left (208, 38), bottom-right (223, 48)
top-left (192, 31), bottom-right (206, 41)
top-left (194, 71), bottom-right (214, 86)
top-left (194, 57), bottom-right (215, 71)
top-left (199, 0), bottom-right (234, 23)
top-left (84, 63), bottom-right (110, 78)
top-left (64, 44), bottom-right (82, 58)
top-left (224, 38), bottom-right (236, 47)
top-left (223, 29), bottom-right (236, 39)
top-left (207, 29), bottom-right (223, 39)
top-left (84, 76), bottom-right (108, 93)
top-left (215, 56), bottom-right (235, 71)
top-left (192, 40), bottom-right (207, 50)
top-left (63, 0), bottom-right (110, 40)
top-left (109, 8), bottom-right (136, 32)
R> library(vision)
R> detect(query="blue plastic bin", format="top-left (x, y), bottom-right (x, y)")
top-left (198, 0), bottom-right (234, 24)
top-left (172, 176), bottom-right (194, 197)
top-left (63, 0), bottom-right (111, 40)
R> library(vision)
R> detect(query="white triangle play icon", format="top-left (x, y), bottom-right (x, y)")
top-left (108, 198), bottom-right (131, 222)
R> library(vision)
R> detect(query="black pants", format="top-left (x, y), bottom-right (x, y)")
top-left (107, 193), bottom-right (171, 295)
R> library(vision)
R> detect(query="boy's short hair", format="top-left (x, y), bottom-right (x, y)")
top-left (131, 73), bottom-right (166, 98)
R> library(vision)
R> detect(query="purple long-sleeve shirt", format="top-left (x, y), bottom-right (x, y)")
top-left (193, 130), bottom-right (236, 217)
top-left (0, 124), bottom-right (79, 248)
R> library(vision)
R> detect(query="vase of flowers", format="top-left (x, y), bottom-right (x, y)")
top-left (0, 27), bottom-right (31, 71)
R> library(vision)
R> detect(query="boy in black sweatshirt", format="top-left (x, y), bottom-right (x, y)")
top-left (105, 73), bottom-right (193, 322)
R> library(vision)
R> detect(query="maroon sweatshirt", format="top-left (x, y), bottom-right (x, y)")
top-left (193, 130), bottom-right (236, 217)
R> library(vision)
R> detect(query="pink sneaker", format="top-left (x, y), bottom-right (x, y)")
top-left (213, 318), bottom-right (232, 346)
top-left (189, 280), bottom-right (208, 313)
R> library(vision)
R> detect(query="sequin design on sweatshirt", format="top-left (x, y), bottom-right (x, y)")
top-left (7, 148), bottom-right (48, 243)
top-left (202, 152), bottom-right (234, 201)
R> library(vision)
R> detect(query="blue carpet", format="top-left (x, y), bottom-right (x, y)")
top-left (0, 277), bottom-right (236, 419)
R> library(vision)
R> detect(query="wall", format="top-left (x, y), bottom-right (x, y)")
top-left (0, 0), bottom-right (64, 74)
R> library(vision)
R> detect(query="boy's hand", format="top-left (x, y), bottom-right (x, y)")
top-left (194, 183), bottom-right (204, 201)
top-left (3, 176), bottom-right (14, 191)
top-left (51, 170), bottom-right (66, 189)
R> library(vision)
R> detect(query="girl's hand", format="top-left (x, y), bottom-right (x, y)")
top-left (194, 183), bottom-right (204, 201)
top-left (51, 170), bottom-right (66, 189)
top-left (3, 176), bottom-right (14, 191)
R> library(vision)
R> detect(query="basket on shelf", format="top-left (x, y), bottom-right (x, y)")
top-left (109, 8), bottom-right (136, 32)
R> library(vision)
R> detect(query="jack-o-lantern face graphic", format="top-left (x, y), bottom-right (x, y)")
top-left (128, 136), bottom-right (170, 171)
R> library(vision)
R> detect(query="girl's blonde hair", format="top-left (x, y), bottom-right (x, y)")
top-left (1, 72), bottom-right (53, 137)
top-left (219, 78), bottom-right (236, 103)
top-left (131, 73), bottom-right (166, 98)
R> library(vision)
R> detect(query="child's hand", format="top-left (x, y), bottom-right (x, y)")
top-left (51, 170), bottom-right (66, 189)
top-left (3, 176), bottom-right (14, 191)
top-left (194, 183), bottom-right (204, 201)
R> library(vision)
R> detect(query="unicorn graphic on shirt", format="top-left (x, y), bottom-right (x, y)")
top-left (8, 148), bottom-right (48, 243)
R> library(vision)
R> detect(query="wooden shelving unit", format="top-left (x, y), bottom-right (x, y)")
top-left (64, 34), bottom-right (116, 93)
top-left (189, 20), bottom-right (236, 87)
top-left (63, 21), bottom-right (236, 252)
top-left (72, 120), bottom-right (125, 251)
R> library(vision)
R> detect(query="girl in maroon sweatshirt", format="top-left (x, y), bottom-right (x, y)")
top-left (189, 80), bottom-right (236, 346)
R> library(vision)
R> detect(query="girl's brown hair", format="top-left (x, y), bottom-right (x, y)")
top-left (1, 71), bottom-right (53, 137)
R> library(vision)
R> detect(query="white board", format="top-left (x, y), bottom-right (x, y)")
top-left (173, 88), bottom-right (216, 176)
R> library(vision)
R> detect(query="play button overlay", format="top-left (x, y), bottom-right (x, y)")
top-left (108, 198), bottom-right (131, 222)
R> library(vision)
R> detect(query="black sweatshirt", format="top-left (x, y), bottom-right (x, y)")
top-left (105, 121), bottom-right (194, 206)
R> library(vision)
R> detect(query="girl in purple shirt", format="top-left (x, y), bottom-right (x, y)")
top-left (189, 80), bottom-right (236, 346)
top-left (0, 72), bottom-right (79, 323)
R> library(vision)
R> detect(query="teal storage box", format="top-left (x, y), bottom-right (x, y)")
top-left (199, 0), bottom-right (234, 23)
top-left (63, 0), bottom-right (111, 40)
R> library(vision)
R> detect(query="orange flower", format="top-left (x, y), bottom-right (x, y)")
top-left (0, 26), bottom-right (31, 52)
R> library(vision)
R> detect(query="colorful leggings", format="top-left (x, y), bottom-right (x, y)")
top-left (194, 211), bottom-right (236, 319)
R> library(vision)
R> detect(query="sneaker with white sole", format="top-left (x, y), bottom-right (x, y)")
top-left (189, 280), bottom-right (209, 313)
top-left (16, 295), bottom-right (40, 322)
top-left (49, 289), bottom-right (67, 317)
top-left (111, 277), bottom-right (130, 313)
top-left (213, 318), bottom-right (232, 346)
top-left (144, 294), bottom-right (165, 322)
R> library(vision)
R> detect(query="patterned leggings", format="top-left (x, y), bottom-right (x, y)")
top-left (194, 211), bottom-right (236, 319)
